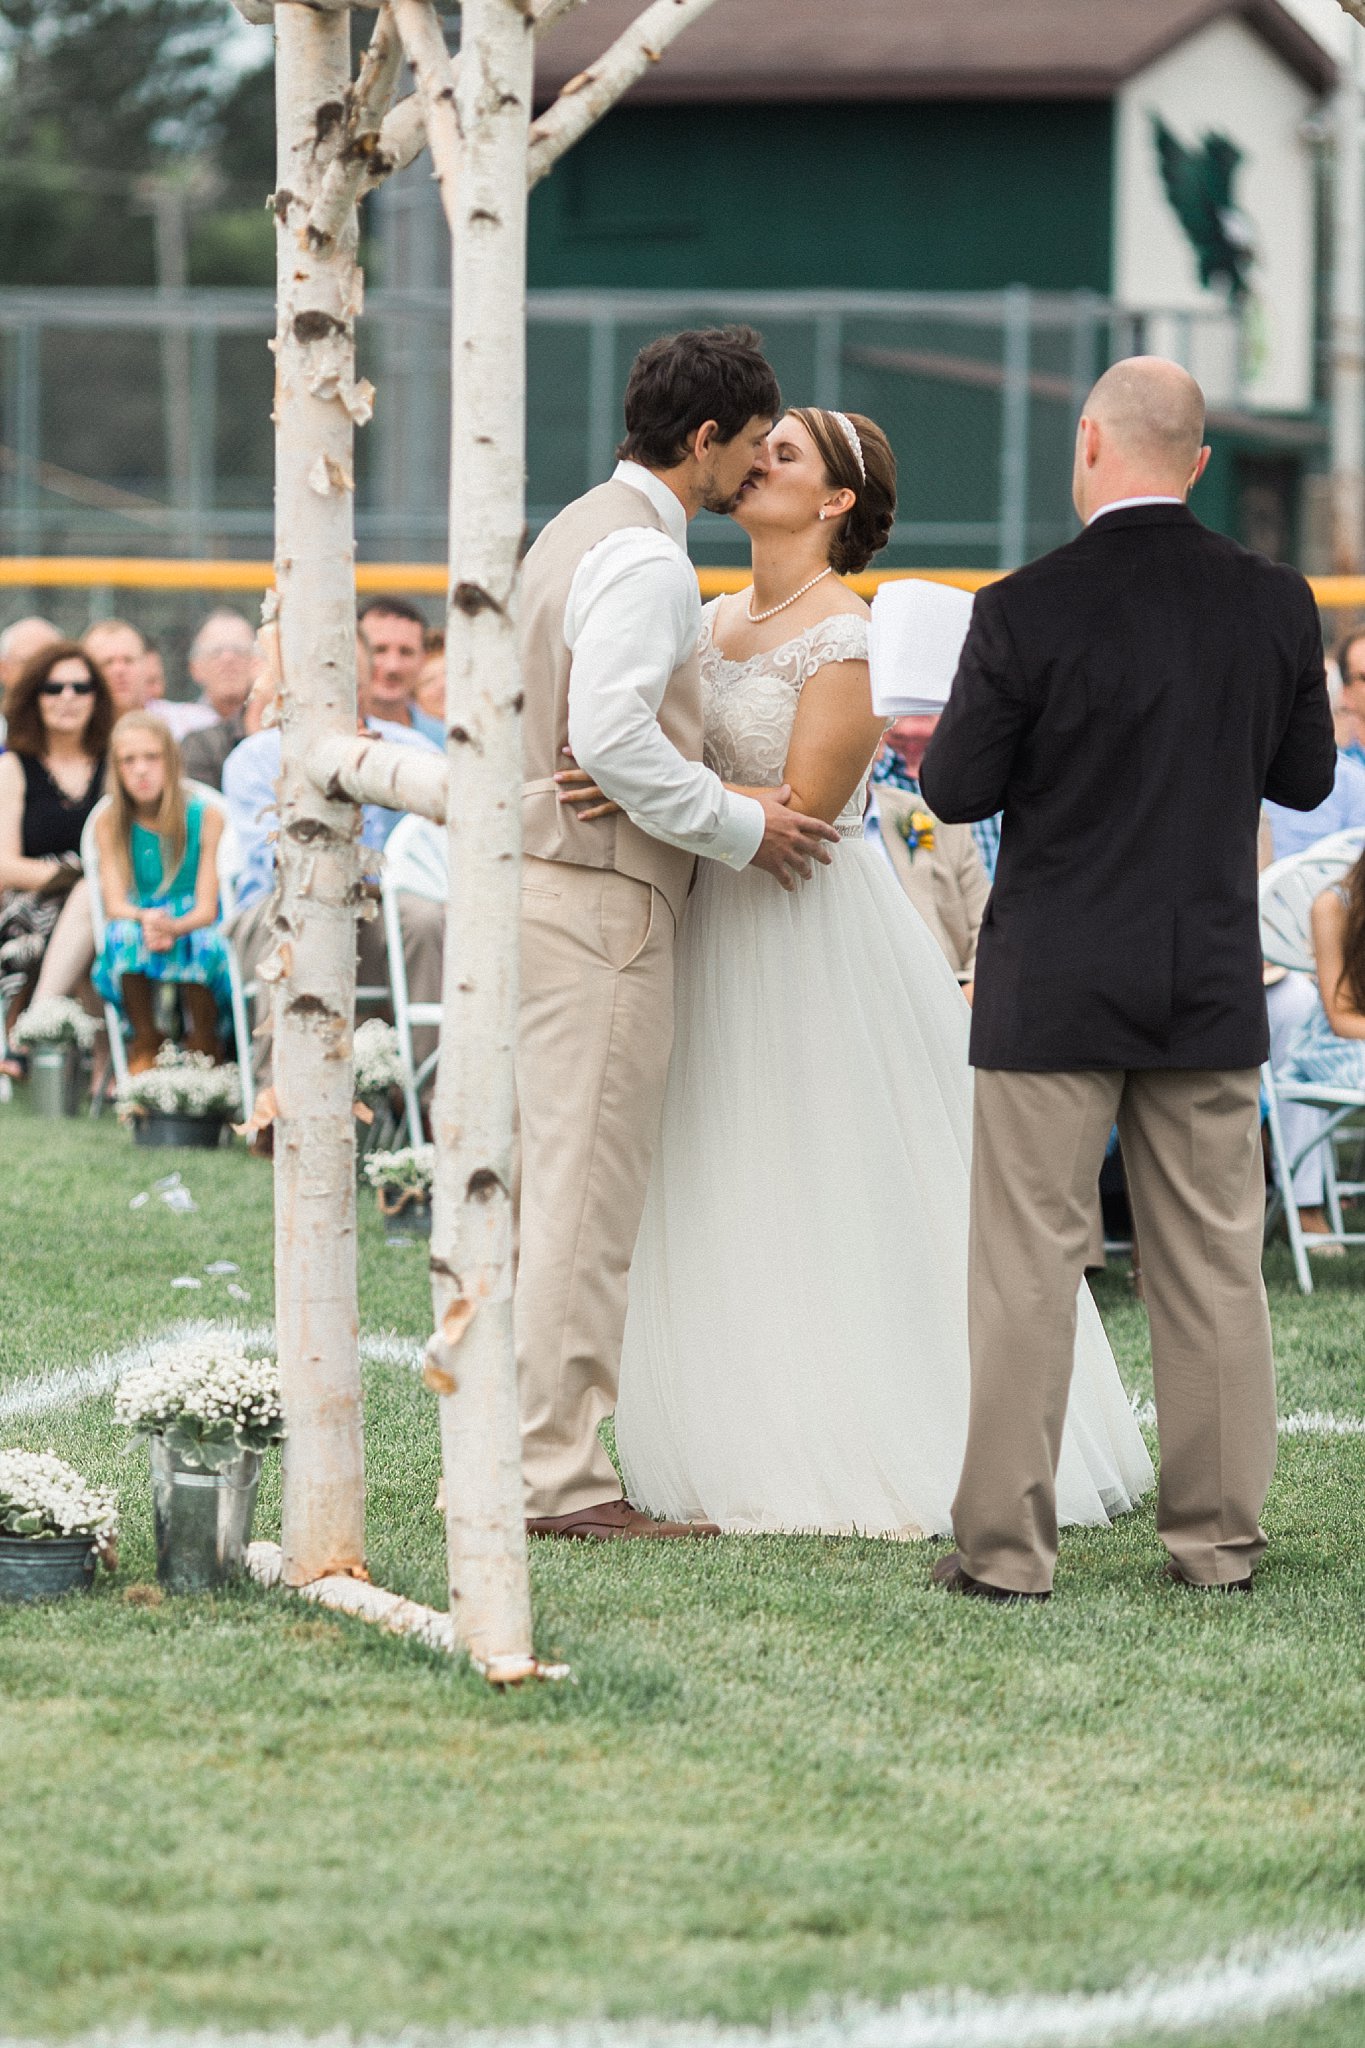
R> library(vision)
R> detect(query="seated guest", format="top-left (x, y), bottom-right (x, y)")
top-left (0, 642), bottom-right (113, 1066)
top-left (867, 713), bottom-right (988, 994)
top-left (357, 593), bottom-right (427, 731)
top-left (92, 714), bottom-right (233, 1072)
top-left (1282, 843), bottom-right (1365, 1093)
top-left (1, 616), bottom-right (61, 706)
top-left (223, 632), bottom-right (443, 1086)
top-left (161, 609), bottom-right (261, 745)
top-left (411, 630), bottom-right (445, 746)
top-left (1259, 814), bottom-right (1336, 1249)
top-left (143, 642), bottom-right (168, 704)
top-left (1336, 625), bottom-right (1365, 767)
top-left (1264, 745), bottom-right (1365, 860)
top-left (82, 619), bottom-right (149, 718)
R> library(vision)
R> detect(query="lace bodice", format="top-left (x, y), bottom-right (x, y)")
top-left (698, 602), bottom-right (874, 839)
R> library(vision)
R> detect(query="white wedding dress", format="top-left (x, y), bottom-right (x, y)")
top-left (615, 603), bottom-right (1154, 1538)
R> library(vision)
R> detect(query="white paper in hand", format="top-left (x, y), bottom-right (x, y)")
top-left (869, 577), bottom-right (976, 718)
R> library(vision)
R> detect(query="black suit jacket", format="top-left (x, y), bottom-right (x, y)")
top-left (918, 504), bottom-right (1335, 1071)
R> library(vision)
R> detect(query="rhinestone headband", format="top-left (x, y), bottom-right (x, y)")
top-left (829, 409), bottom-right (866, 483)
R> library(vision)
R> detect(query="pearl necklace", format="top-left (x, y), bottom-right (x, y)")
top-left (747, 566), bottom-right (833, 624)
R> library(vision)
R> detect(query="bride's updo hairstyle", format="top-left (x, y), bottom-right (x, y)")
top-left (789, 408), bottom-right (897, 576)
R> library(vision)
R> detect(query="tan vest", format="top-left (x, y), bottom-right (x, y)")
top-left (520, 479), bottom-right (703, 925)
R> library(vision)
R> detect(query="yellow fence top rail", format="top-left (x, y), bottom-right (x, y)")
top-left (1, 556), bottom-right (1364, 608)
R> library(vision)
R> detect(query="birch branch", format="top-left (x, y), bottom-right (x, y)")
top-left (391, 0), bottom-right (463, 234)
top-left (307, 732), bottom-right (448, 824)
top-left (358, 0), bottom-right (586, 202)
top-left (531, 0), bottom-right (589, 31)
top-left (527, 0), bottom-right (725, 188)
top-left (358, 93), bottom-right (429, 197)
top-left (246, 1542), bottom-right (569, 1681)
top-left (309, 5), bottom-right (405, 250)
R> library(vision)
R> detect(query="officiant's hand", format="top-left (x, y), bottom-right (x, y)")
top-left (749, 786), bottom-right (840, 891)
top-left (555, 757), bottom-right (621, 822)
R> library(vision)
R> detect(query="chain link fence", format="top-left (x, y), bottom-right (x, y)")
top-left (0, 284), bottom-right (1242, 679)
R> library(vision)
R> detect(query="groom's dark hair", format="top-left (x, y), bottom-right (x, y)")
top-left (617, 327), bottom-right (781, 469)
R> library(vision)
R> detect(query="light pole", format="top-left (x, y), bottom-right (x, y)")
top-left (1331, 19), bottom-right (1365, 571)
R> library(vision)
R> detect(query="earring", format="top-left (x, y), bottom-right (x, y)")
top-left (818, 510), bottom-right (827, 522)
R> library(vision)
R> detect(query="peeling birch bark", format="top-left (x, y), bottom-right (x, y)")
top-left (428, 0), bottom-right (538, 1670)
top-left (271, 5), bottom-right (368, 1586)
top-left (527, 0), bottom-right (724, 188)
top-left (308, 732), bottom-right (448, 824)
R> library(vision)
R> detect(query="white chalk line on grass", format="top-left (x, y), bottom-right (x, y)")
top-left (5, 1330), bottom-right (1362, 1441)
top-left (0, 1322), bottom-right (424, 1425)
top-left (4, 1926), bottom-right (1365, 2048)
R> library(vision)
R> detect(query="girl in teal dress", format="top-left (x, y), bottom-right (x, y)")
top-left (1284, 850), bottom-right (1365, 1091)
top-left (93, 713), bottom-right (233, 1071)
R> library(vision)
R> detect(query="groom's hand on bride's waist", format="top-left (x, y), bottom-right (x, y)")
top-left (747, 784), bottom-right (840, 891)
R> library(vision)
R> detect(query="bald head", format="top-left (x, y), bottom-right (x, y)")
top-left (1072, 356), bottom-right (1210, 522)
top-left (0, 616), bottom-right (60, 691)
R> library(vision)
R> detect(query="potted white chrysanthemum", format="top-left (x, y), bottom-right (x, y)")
top-left (115, 1334), bottom-right (283, 1590)
top-left (117, 1046), bottom-right (242, 1149)
top-left (352, 1019), bottom-right (405, 1160)
top-left (11, 997), bottom-right (97, 1118)
top-left (363, 1143), bottom-right (435, 1236)
top-left (0, 1448), bottom-right (119, 1602)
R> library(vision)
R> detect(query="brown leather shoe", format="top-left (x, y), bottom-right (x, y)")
top-left (1162, 1560), bottom-right (1253, 1594)
top-left (931, 1550), bottom-right (1051, 1604)
top-left (526, 1498), bottom-right (720, 1541)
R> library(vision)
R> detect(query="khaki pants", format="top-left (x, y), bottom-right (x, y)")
top-left (227, 890), bottom-right (443, 1087)
top-left (954, 1067), bottom-right (1276, 1594)
top-left (515, 859), bottom-right (675, 1519)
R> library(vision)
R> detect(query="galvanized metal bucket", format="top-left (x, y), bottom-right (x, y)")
top-left (133, 1113), bottom-right (226, 1150)
top-left (29, 1044), bottom-right (79, 1118)
top-left (150, 1438), bottom-right (261, 1592)
top-left (0, 1533), bottom-right (97, 1602)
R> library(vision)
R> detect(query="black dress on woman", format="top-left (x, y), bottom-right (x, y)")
top-left (0, 753), bottom-right (105, 1009)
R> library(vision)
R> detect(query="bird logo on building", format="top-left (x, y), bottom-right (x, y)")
top-left (1152, 118), bottom-right (1257, 303)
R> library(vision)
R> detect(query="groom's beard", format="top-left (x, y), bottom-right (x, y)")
top-left (700, 469), bottom-right (761, 517)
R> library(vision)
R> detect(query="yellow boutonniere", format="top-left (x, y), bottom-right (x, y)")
top-left (897, 809), bottom-right (936, 859)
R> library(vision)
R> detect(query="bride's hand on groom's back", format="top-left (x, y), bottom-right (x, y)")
top-left (748, 785), bottom-right (840, 891)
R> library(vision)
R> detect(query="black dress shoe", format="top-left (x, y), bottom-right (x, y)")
top-left (1162, 1560), bottom-right (1253, 1594)
top-left (931, 1551), bottom-right (1051, 1604)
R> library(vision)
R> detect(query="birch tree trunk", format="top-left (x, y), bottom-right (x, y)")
top-left (424, 0), bottom-right (537, 1672)
top-left (271, 4), bottom-right (369, 1584)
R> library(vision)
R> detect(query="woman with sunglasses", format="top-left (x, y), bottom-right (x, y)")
top-left (0, 640), bottom-right (114, 1069)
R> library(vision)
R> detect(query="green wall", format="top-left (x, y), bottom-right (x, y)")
top-left (529, 101), bottom-right (1115, 293)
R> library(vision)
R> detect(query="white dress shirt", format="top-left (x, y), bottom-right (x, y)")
top-left (564, 461), bottom-right (765, 870)
top-left (1086, 495), bottom-right (1184, 525)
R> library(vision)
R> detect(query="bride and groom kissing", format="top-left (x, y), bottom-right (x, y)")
top-left (514, 325), bottom-right (1335, 1600)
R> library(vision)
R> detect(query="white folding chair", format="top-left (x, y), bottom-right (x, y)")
top-left (379, 812), bottom-right (447, 1143)
top-left (81, 780), bottom-right (256, 1120)
top-left (1259, 830), bottom-right (1365, 1291)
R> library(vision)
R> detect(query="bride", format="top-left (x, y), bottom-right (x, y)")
top-left (591, 405), bottom-right (1153, 1538)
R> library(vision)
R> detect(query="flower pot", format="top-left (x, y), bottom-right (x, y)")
top-left (0, 1532), bottom-right (97, 1602)
top-left (377, 1185), bottom-right (432, 1237)
top-left (133, 1112), bottom-right (226, 1150)
top-left (149, 1438), bottom-right (261, 1592)
top-left (28, 1043), bottom-right (80, 1118)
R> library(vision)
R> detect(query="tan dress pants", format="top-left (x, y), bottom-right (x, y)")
top-left (954, 1067), bottom-right (1276, 1594)
top-left (515, 859), bottom-right (675, 1519)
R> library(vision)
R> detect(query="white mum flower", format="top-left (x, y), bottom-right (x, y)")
top-left (11, 997), bottom-right (97, 1050)
top-left (0, 1447), bottom-right (119, 1549)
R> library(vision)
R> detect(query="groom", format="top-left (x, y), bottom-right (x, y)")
top-left (920, 355), bottom-right (1335, 1601)
top-left (516, 327), bottom-right (840, 1539)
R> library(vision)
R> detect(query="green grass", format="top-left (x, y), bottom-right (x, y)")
top-left (2, 1104), bottom-right (1365, 2045)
